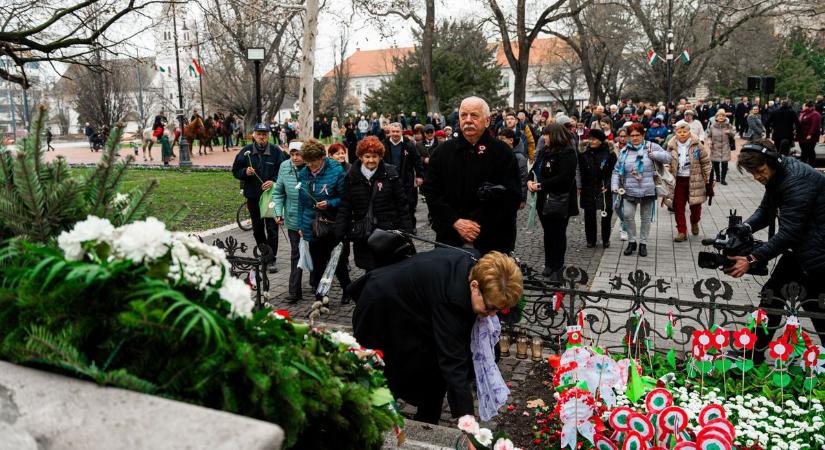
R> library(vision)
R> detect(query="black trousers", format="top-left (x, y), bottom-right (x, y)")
top-left (287, 229), bottom-right (302, 298)
top-left (800, 142), bottom-right (817, 166)
top-left (754, 253), bottom-right (825, 362)
top-left (711, 161), bottom-right (728, 183)
top-left (406, 186), bottom-right (418, 231)
top-left (538, 214), bottom-right (571, 272)
top-left (584, 207), bottom-right (612, 245)
top-left (308, 238), bottom-right (351, 298)
top-left (247, 197), bottom-right (278, 258)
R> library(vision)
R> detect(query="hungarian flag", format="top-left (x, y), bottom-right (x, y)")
top-left (647, 49), bottom-right (660, 66)
top-left (192, 58), bottom-right (203, 76)
top-left (158, 66), bottom-right (165, 72)
top-left (188, 65), bottom-right (199, 78)
top-left (680, 49), bottom-right (691, 63)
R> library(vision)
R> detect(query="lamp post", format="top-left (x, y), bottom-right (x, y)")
top-left (665, 0), bottom-right (673, 106)
top-left (247, 48), bottom-right (264, 124)
top-left (171, 2), bottom-right (192, 168)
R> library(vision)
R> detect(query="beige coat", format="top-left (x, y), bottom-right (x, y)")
top-left (707, 121), bottom-right (733, 162)
top-left (667, 134), bottom-right (712, 206)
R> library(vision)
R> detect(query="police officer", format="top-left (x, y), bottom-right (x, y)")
top-left (232, 123), bottom-right (289, 272)
top-left (725, 139), bottom-right (825, 363)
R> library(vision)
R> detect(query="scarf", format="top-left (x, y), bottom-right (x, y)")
top-left (360, 163), bottom-right (377, 180)
top-left (470, 315), bottom-right (509, 421)
top-left (617, 141), bottom-right (646, 178)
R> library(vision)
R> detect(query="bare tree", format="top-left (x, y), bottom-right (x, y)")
top-left (330, 27), bottom-right (356, 118)
top-left (531, 58), bottom-right (582, 113)
top-left (0, 0), bottom-right (171, 88)
top-left (360, 0), bottom-right (440, 114)
top-left (67, 61), bottom-right (134, 127)
top-left (485, 0), bottom-right (594, 108)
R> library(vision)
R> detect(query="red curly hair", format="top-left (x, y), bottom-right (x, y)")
top-left (356, 136), bottom-right (386, 158)
top-left (327, 143), bottom-right (347, 157)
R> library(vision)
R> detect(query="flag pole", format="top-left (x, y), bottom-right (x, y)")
top-left (195, 28), bottom-right (205, 118)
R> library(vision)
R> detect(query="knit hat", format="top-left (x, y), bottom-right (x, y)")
top-left (589, 128), bottom-right (607, 142)
top-left (434, 130), bottom-right (446, 138)
top-left (556, 114), bottom-right (572, 126)
top-left (288, 141), bottom-right (303, 152)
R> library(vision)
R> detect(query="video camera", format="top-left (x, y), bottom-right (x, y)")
top-left (697, 210), bottom-right (769, 276)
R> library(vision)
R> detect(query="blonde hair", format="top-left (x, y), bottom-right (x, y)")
top-left (469, 251), bottom-right (523, 310)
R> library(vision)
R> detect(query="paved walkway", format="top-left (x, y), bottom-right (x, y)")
top-left (39, 141), bottom-right (242, 167)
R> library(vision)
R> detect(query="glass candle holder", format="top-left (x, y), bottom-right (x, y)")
top-left (531, 337), bottom-right (543, 361)
top-left (498, 333), bottom-right (511, 357)
top-left (515, 335), bottom-right (529, 359)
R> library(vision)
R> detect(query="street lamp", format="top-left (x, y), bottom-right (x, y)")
top-left (247, 47), bottom-right (264, 124)
top-left (171, 2), bottom-right (192, 168)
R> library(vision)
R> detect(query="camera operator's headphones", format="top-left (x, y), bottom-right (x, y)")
top-left (740, 142), bottom-right (783, 166)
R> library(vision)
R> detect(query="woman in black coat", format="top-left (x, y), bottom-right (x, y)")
top-left (528, 123), bottom-right (579, 282)
top-left (578, 128), bottom-right (617, 248)
top-left (335, 136), bottom-right (413, 270)
top-left (351, 249), bottom-right (523, 423)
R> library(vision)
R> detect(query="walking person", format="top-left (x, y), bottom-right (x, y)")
top-left (744, 105), bottom-right (766, 142)
top-left (767, 100), bottom-right (799, 154)
top-left (382, 123), bottom-right (424, 231)
top-left (706, 110), bottom-right (734, 185)
top-left (578, 128), bottom-right (616, 249)
top-left (798, 101), bottom-right (822, 166)
top-left (614, 127), bottom-right (630, 242)
top-left (231, 123), bottom-right (288, 272)
top-left (527, 123), bottom-right (579, 282)
top-left (667, 121), bottom-right (711, 242)
top-left (611, 123), bottom-right (672, 257)
top-left (45, 128), bottom-right (55, 151)
top-left (160, 130), bottom-right (172, 166)
top-left (84, 122), bottom-right (95, 151)
top-left (274, 141), bottom-right (306, 303)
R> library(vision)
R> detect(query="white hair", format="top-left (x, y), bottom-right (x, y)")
top-left (674, 120), bottom-right (691, 130)
top-left (389, 122), bottom-right (402, 130)
top-left (460, 96), bottom-right (491, 117)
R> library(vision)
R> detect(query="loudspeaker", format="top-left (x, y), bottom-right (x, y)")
top-left (762, 76), bottom-right (775, 95)
top-left (747, 76), bottom-right (761, 91)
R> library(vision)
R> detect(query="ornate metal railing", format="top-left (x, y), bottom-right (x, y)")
top-left (206, 235), bottom-right (274, 310)
top-left (505, 262), bottom-right (825, 355)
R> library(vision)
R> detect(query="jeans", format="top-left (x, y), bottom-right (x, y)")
top-left (308, 238), bottom-right (351, 298)
top-left (287, 229), bottom-right (303, 298)
top-left (538, 214), bottom-right (571, 271)
top-left (673, 177), bottom-right (702, 234)
top-left (622, 196), bottom-right (654, 244)
top-left (711, 161), bottom-right (728, 182)
top-left (800, 142), bottom-right (817, 166)
top-left (583, 207), bottom-right (612, 244)
top-left (247, 197), bottom-right (278, 258)
top-left (753, 254), bottom-right (825, 362)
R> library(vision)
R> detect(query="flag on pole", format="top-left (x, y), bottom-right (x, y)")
top-left (191, 58), bottom-right (203, 76)
top-left (188, 65), bottom-right (199, 78)
top-left (647, 49), bottom-right (660, 66)
top-left (158, 66), bottom-right (166, 72)
top-left (680, 48), bottom-right (691, 63)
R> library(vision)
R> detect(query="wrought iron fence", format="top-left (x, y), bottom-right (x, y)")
top-left (505, 262), bottom-right (825, 355)
top-left (209, 235), bottom-right (274, 310)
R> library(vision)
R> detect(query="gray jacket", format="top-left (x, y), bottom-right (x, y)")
top-left (745, 114), bottom-right (765, 140)
top-left (611, 142), bottom-right (672, 198)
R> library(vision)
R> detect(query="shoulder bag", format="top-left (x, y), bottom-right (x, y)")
top-left (348, 180), bottom-right (379, 241)
top-left (649, 142), bottom-right (675, 198)
top-left (540, 152), bottom-right (573, 219)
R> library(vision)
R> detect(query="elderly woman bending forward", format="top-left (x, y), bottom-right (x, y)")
top-left (667, 121), bottom-right (712, 242)
top-left (611, 123), bottom-right (672, 257)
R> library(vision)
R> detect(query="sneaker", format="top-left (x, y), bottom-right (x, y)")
top-left (620, 230), bottom-right (628, 241)
top-left (674, 233), bottom-right (687, 242)
top-left (691, 223), bottom-right (700, 236)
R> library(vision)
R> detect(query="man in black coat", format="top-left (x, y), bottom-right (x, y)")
top-left (416, 124), bottom-right (439, 178)
top-left (231, 123), bottom-right (289, 270)
top-left (766, 100), bottom-right (799, 154)
top-left (726, 139), bottom-right (825, 363)
top-left (422, 96), bottom-right (522, 254)
top-left (734, 96), bottom-right (751, 136)
top-left (383, 122), bottom-right (424, 229)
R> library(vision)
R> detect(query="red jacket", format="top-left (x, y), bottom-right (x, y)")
top-left (798, 109), bottom-right (821, 144)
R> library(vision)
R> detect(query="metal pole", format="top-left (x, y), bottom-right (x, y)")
top-left (22, 85), bottom-right (30, 131)
top-left (171, 2), bottom-right (191, 168)
top-left (195, 29), bottom-right (205, 117)
top-left (136, 61), bottom-right (145, 129)
top-left (254, 60), bottom-right (262, 124)
top-left (4, 59), bottom-right (17, 144)
top-left (666, 0), bottom-right (673, 106)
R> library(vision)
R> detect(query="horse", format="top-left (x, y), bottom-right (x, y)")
top-left (184, 116), bottom-right (215, 156)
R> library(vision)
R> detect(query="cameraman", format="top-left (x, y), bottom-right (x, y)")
top-left (725, 139), bottom-right (825, 361)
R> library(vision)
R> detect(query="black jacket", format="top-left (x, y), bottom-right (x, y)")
top-left (335, 160), bottom-right (413, 269)
top-left (746, 157), bottom-right (825, 273)
top-left (232, 143), bottom-right (288, 199)
top-left (577, 143), bottom-right (617, 211)
top-left (421, 130), bottom-right (522, 254)
top-left (533, 144), bottom-right (579, 217)
top-left (382, 138), bottom-right (423, 189)
top-left (351, 248), bottom-right (477, 417)
top-left (767, 107), bottom-right (799, 144)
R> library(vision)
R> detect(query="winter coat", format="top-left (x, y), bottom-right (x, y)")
top-left (334, 160), bottom-right (412, 269)
top-left (351, 248), bottom-right (479, 418)
top-left (611, 142), bottom-right (672, 198)
top-left (798, 109), bottom-right (822, 144)
top-left (231, 143), bottom-right (289, 199)
top-left (421, 130), bottom-right (522, 254)
top-left (746, 157), bottom-right (825, 273)
top-left (666, 135), bottom-right (712, 205)
top-left (577, 143), bottom-right (617, 211)
top-left (533, 145), bottom-right (579, 217)
top-left (645, 126), bottom-right (669, 144)
top-left (273, 159), bottom-right (305, 231)
top-left (297, 158), bottom-right (346, 242)
top-left (768, 106), bottom-right (799, 145)
top-left (515, 150), bottom-right (528, 203)
top-left (382, 138), bottom-right (424, 190)
top-left (707, 121), bottom-right (734, 162)
top-left (744, 114), bottom-right (765, 141)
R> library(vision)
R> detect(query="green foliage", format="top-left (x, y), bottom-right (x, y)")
top-left (0, 240), bottom-right (400, 449)
top-left (774, 31), bottom-right (825, 102)
top-left (365, 20), bottom-right (507, 113)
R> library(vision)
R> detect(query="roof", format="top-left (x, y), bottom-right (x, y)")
top-left (323, 37), bottom-right (571, 79)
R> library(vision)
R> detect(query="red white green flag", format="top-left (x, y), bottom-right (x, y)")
top-left (191, 58), bottom-right (203, 75)
top-left (680, 48), bottom-right (691, 63)
top-left (647, 49), bottom-right (661, 66)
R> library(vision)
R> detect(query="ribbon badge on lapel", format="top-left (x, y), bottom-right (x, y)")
top-left (477, 145), bottom-right (486, 155)
top-left (377, 181), bottom-right (383, 191)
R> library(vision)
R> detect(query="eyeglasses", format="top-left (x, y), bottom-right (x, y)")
top-left (629, 133), bottom-right (643, 137)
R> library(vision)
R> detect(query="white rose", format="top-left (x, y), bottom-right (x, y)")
top-left (57, 215), bottom-right (116, 261)
top-left (493, 438), bottom-right (515, 450)
top-left (457, 415), bottom-right (479, 435)
top-left (474, 429), bottom-right (494, 447)
top-left (329, 330), bottom-right (360, 349)
top-left (218, 276), bottom-right (253, 318)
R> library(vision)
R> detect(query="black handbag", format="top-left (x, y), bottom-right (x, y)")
top-left (311, 215), bottom-right (336, 240)
top-left (541, 191), bottom-right (570, 219)
top-left (348, 181), bottom-right (379, 241)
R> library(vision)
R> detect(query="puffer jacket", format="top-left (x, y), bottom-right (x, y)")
top-left (611, 142), bottom-right (672, 198)
top-left (335, 160), bottom-right (413, 240)
top-left (707, 121), bottom-right (733, 162)
top-left (746, 157), bottom-right (825, 273)
top-left (273, 159), bottom-right (304, 231)
top-left (577, 142), bottom-right (617, 211)
top-left (645, 125), bottom-right (669, 144)
top-left (297, 158), bottom-right (346, 242)
top-left (666, 134), bottom-right (711, 205)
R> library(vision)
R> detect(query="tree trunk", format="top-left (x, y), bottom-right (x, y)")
top-left (512, 45), bottom-right (530, 108)
top-left (298, 0), bottom-right (319, 140)
top-left (420, 0), bottom-right (439, 114)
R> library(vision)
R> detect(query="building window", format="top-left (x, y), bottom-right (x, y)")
top-left (501, 74), bottom-right (509, 88)
top-left (355, 82), bottom-right (362, 97)
top-left (366, 80), bottom-right (375, 92)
